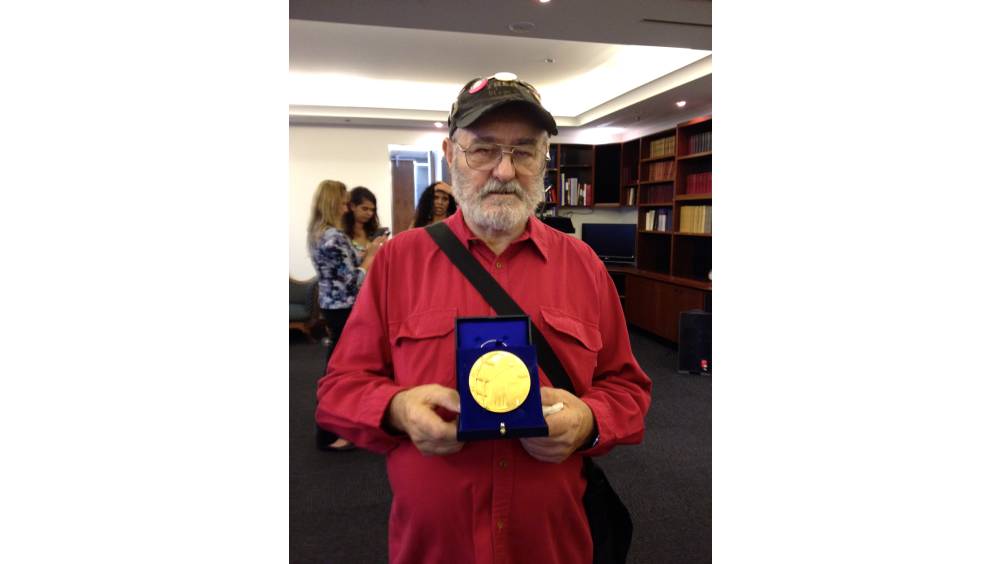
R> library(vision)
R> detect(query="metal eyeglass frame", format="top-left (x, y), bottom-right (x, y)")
top-left (453, 141), bottom-right (550, 174)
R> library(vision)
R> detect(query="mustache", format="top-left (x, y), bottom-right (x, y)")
top-left (478, 179), bottom-right (525, 200)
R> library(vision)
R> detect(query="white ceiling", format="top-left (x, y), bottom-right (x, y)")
top-left (289, 0), bottom-right (712, 134)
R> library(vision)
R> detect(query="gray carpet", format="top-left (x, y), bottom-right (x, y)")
top-left (290, 327), bottom-right (711, 563)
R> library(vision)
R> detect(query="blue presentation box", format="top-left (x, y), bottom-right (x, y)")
top-left (455, 315), bottom-right (548, 441)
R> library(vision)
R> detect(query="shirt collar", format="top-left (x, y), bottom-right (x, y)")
top-left (445, 208), bottom-right (551, 262)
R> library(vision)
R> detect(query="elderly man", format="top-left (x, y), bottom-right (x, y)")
top-left (317, 73), bottom-right (652, 564)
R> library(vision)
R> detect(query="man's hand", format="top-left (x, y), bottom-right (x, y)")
top-left (387, 384), bottom-right (464, 456)
top-left (520, 387), bottom-right (595, 463)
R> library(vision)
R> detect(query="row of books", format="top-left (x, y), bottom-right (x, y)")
top-left (648, 136), bottom-right (676, 159)
top-left (643, 208), bottom-right (673, 232)
top-left (644, 160), bottom-right (675, 182)
top-left (685, 172), bottom-right (712, 195)
top-left (641, 184), bottom-right (673, 203)
top-left (679, 205), bottom-right (712, 234)
top-left (544, 175), bottom-right (594, 207)
top-left (687, 131), bottom-right (712, 154)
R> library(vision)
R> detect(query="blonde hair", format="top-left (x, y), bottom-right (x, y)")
top-left (308, 179), bottom-right (348, 244)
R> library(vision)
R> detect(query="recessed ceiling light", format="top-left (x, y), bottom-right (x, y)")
top-left (433, 122), bottom-right (443, 128)
top-left (676, 100), bottom-right (687, 108)
top-left (538, 0), bottom-right (552, 3)
top-left (508, 21), bottom-right (535, 33)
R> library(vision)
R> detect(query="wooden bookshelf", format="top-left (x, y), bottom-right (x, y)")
top-left (628, 116), bottom-right (712, 341)
top-left (672, 115), bottom-right (712, 285)
top-left (545, 142), bottom-right (629, 208)
top-left (538, 116), bottom-right (712, 343)
top-left (544, 144), bottom-right (595, 207)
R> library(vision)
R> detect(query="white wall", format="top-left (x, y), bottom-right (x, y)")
top-left (289, 124), bottom-right (450, 279)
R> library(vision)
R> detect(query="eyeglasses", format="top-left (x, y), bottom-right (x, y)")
top-left (454, 142), bottom-right (550, 175)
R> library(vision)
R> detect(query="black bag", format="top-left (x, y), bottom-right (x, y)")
top-left (583, 457), bottom-right (633, 564)
top-left (427, 222), bottom-right (633, 564)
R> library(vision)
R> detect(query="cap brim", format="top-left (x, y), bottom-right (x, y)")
top-left (453, 99), bottom-right (558, 136)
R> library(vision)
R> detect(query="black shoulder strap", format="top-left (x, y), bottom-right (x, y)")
top-left (426, 221), bottom-right (577, 395)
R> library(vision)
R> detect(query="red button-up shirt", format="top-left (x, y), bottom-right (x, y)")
top-left (317, 210), bottom-right (652, 564)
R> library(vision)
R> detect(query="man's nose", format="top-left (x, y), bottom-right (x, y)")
top-left (492, 150), bottom-right (517, 182)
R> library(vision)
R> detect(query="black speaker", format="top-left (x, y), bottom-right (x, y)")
top-left (678, 310), bottom-right (711, 375)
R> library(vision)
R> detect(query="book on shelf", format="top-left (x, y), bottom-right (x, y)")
top-left (657, 208), bottom-right (672, 232)
top-left (649, 138), bottom-right (663, 158)
top-left (642, 208), bottom-right (672, 232)
top-left (643, 184), bottom-right (673, 203)
top-left (645, 160), bottom-right (675, 182)
top-left (685, 172), bottom-right (712, 195)
top-left (679, 205), bottom-right (712, 234)
top-left (557, 176), bottom-right (592, 207)
top-left (626, 186), bottom-right (636, 206)
top-left (648, 136), bottom-right (676, 159)
top-left (688, 131), bottom-right (712, 154)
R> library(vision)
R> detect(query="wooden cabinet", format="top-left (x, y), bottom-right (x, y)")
top-left (662, 283), bottom-right (706, 342)
top-left (625, 275), bottom-right (663, 336)
top-left (624, 271), bottom-right (706, 343)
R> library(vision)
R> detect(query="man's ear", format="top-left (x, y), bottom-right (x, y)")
top-left (442, 136), bottom-right (454, 168)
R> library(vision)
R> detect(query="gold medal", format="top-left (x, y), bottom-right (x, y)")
top-left (468, 350), bottom-right (531, 413)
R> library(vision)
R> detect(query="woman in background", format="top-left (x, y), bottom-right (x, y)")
top-left (343, 186), bottom-right (384, 258)
top-left (411, 181), bottom-right (456, 228)
top-left (307, 180), bottom-right (387, 451)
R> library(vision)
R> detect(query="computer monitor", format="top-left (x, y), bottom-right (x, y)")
top-left (581, 223), bottom-right (637, 264)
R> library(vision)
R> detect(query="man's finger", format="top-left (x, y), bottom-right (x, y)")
top-left (426, 385), bottom-right (461, 413)
top-left (539, 386), bottom-right (562, 404)
top-left (520, 438), bottom-right (568, 462)
top-left (413, 409), bottom-right (458, 440)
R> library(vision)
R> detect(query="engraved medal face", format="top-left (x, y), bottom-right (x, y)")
top-left (468, 350), bottom-right (531, 413)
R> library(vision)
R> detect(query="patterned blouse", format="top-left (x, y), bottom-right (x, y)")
top-left (310, 227), bottom-right (367, 310)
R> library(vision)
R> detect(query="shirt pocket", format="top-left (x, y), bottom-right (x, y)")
top-left (389, 307), bottom-right (457, 388)
top-left (538, 306), bottom-right (603, 391)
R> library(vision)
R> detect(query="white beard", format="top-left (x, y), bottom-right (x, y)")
top-left (450, 163), bottom-right (544, 234)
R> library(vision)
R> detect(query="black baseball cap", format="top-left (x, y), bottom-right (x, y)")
top-left (448, 72), bottom-right (558, 137)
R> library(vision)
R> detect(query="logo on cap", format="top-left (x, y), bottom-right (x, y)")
top-left (468, 78), bottom-right (488, 94)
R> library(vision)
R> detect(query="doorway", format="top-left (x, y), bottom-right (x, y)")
top-left (389, 146), bottom-right (448, 234)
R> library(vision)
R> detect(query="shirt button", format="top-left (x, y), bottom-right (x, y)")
top-left (499, 459), bottom-right (507, 469)
top-left (495, 262), bottom-right (503, 269)
top-left (497, 519), bottom-right (504, 530)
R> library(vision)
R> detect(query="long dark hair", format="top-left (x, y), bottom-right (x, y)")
top-left (413, 182), bottom-right (457, 228)
top-left (343, 186), bottom-right (381, 239)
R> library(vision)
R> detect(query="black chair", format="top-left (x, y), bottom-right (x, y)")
top-left (290, 277), bottom-right (320, 342)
